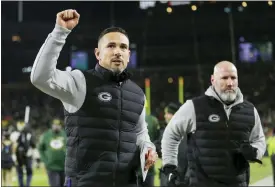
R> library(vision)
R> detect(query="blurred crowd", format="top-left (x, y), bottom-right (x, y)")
top-left (1, 62), bottom-right (275, 187)
top-left (2, 63), bottom-right (275, 134)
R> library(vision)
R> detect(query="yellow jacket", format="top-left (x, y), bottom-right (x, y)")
top-left (267, 136), bottom-right (275, 156)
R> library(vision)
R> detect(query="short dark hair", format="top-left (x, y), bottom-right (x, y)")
top-left (98, 27), bottom-right (129, 43)
top-left (165, 102), bottom-right (182, 115)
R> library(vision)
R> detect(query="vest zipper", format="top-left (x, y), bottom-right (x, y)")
top-left (113, 84), bottom-right (122, 187)
top-left (225, 120), bottom-right (229, 138)
top-left (225, 115), bottom-right (229, 145)
top-left (225, 118), bottom-right (231, 172)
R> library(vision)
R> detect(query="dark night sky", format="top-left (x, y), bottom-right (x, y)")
top-left (2, 1), bottom-right (275, 83)
top-left (1, 1), bottom-right (142, 23)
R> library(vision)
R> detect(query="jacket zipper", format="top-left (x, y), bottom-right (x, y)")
top-left (225, 112), bottom-right (231, 172)
top-left (225, 110), bottom-right (230, 147)
top-left (225, 120), bottom-right (229, 142)
top-left (113, 83), bottom-right (122, 187)
top-left (224, 106), bottom-right (230, 144)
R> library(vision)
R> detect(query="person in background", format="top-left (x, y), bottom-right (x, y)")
top-left (1, 129), bottom-right (14, 187)
top-left (155, 102), bottom-right (188, 187)
top-left (10, 120), bottom-right (36, 187)
top-left (38, 119), bottom-right (66, 187)
top-left (143, 114), bottom-right (160, 186)
top-left (162, 61), bottom-right (266, 187)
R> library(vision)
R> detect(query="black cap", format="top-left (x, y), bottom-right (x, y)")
top-left (165, 102), bottom-right (181, 115)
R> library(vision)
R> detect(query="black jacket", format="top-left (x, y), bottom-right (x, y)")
top-left (187, 95), bottom-right (255, 186)
top-left (64, 65), bottom-right (145, 187)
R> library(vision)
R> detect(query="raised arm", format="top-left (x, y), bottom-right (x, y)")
top-left (30, 10), bottom-right (85, 110)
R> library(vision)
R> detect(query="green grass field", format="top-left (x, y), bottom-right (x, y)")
top-left (10, 157), bottom-right (272, 186)
top-left (249, 156), bottom-right (272, 184)
top-left (11, 166), bottom-right (48, 186)
top-left (154, 157), bottom-right (273, 186)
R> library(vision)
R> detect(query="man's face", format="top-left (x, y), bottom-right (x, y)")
top-left (95, 32), bottom-right (130, 73)
top-left (52, 124), bottom-right (61, 132)
top-left (211, 65), bottom-right (238, 102)
top-left (164, 110), bottom-right (174, 124)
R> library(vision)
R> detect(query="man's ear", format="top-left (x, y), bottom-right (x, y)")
top-left (211, 74), bottom-right (215, 85)
top-left (94, 48), bottom-right (100, 61)
top-left (128, 49), bottom-right (131, 62)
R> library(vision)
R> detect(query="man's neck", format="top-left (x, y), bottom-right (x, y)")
top-left (97, 63), bottom-right (123, 74)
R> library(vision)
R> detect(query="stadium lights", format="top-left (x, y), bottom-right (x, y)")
top-left (224, 7), bottom-right (231, 13)
top-left (191, 5), bottom-right (197, 11)
top-left (242, 1), bottom-right (247, 7)
top-left (237, 6), bottom-right (244, 12)
top-left (22, 66), bottom-right (32, 73)
top-left (168, 77), bottom-right (173, 83)
top-left (268, 0), bottom-right (273, 6)
top-left (12, 35), bottom-right (21, 42)
top-left (166, 6), bottom-right (172, 13)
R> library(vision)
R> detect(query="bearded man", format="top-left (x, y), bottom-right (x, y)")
top-left (161, 61), bottom-right (266, 187)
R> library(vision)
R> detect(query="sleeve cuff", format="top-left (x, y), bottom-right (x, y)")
top-left (146, 141), bottom-right (156, 151)
top-left (141, 141), bottom-right (156, 152)
top-left (252, 145), bottom-right (263, 160)
top-left (51, 24), bottom-right (71, 40)
top-left (162, 159), bottom-right (178, 167)
top-left (256, 149), bottom-right (262, 160)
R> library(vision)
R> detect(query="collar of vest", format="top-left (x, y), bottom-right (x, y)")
top-left (207, 95), bottom-right (245, 110)
top-left (94, 63), bottom-right (132, 83)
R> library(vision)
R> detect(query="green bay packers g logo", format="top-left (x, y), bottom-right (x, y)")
top-left (98, 92), bottom-right (112, 102)
top-left (50, 139), bottom-right (64, 150)
top-left (208, 114), bottom-right (220, 122)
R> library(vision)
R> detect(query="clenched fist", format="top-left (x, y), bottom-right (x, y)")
top-left (56, 9), bottom-right (80, 30)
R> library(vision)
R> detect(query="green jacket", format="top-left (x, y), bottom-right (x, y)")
top-left (146, 115), bottom-right (160, 142)
top-left (38, 129), bottom-right (66, 171)
top-left (145, 115), bottom-right (160, 174)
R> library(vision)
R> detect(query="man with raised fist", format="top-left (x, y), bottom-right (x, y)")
top-left (31, 9), bottom-right (157, 187)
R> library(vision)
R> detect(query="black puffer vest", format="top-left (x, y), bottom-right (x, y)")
top-left (187, 95), bottom-right (255, 187)
top-left (64, 65), bottom-right (145, 187)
